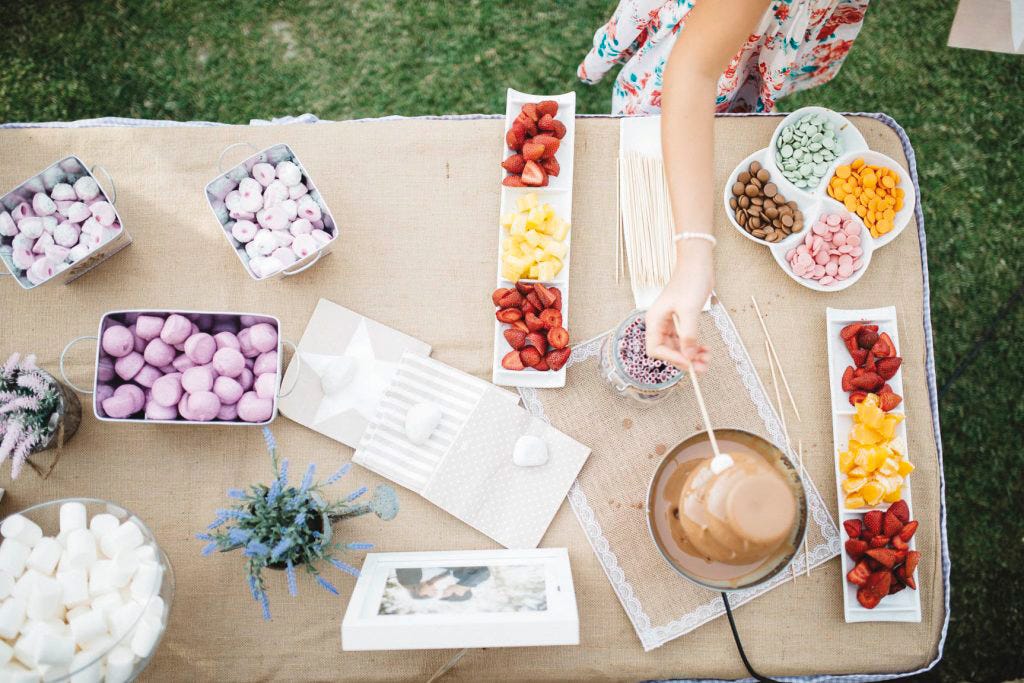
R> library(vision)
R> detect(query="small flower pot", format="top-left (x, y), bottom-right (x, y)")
top-left (265, 508), bottom-right (332, 571)
top-left (32, 369), bottom-right (83, 453)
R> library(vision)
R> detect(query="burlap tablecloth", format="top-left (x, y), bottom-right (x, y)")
top-left (0, 115), bottom-right (944, 681)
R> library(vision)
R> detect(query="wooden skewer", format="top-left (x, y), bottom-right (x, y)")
top-left (750, 296), bottom-right (802, 422)
top-left (799, 439), bottom-right (811, 578)
top-left (672, 314), bottom-right (724, 463)
top-left (765, 340), bottom-right (797, 583)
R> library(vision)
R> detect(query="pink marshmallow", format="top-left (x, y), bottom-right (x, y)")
top-left (73, 176), bottom-right (100, 201)
top-left (289, 219), bottom-right (312, 236)
top-left (237, 328), bottom-right (258, 358)
top-left (114, 352), bottom-right (145, 381)
top-left (27, 257), bottom-right (55, 285)
top-left (177, 394), bottom-right (194, 421)
top-left (213, 376), bottom-right (243, 404)
top-left (280, 199), bottom-right (298, 221)
top-left (213, 332), bottom-right (240, 351)
top-left (18, 217), bottom-right (44, 238)
top-left (184, 333), bottom-right (216, 365)
top-left (0, 212), bottom-right (15, 237)
top-left (143, 338), bottom-right (176, 367)
top-left (12, 202), bottom-right (34, 221)
top-left (134, 364), bottom-right (163, 388)
top-left (251, 163), bottom-right (276, 187)
top-left (51, 183), bottom-right (76, 201)
top-left (135, 315), bottom-right (165, 341)
top-left (272, 247), bottom-right (297, 267)
top-left (66, 201), bottom-right (92, 223)
top-left (132, 329), bottom-right (147, 353)
top-left (296, 195), bottom-right (321, 222)
top-left (238, 368), bottom-right (254, 391)
top-left (231, 220), bottom-right (257, 243)
top-left (32, 193), bottom-right (55, 216)
top-left (225, 190), bottom-right (243, 213)
top-left (229, 209), bottom-right (256, 221)
top-left (160, 314), bottom-right (192, 345)
top-left (90, 202), bottom-right (116, 227)
top-left (253, 351), bottom-right (278, 376)
top-left (102, 325), bottom-right (135, 358)
top-left (288, 183), bottom-right (308, 200)
top-left (254, 373), bottom-right (277, 399)
top-left (114, 384), bottom-right (145, 413)
top-left (291, 233), bottom-right (317, 259)
top-left (32, 232), bottom-right (54, 255)
top-left (216, 402), bottom-right (239, 421)
top-left (101, 394), bottom-right (136, 419)
top-left (263, 180), bottom-right (288, 208)
top-left (94, 384), bottom-right (114, 416)
top-left (310, 229), bottom-right (332, 247)
top-left (97, 356), bottom-right (115, 382)
top-left (172, 355), bottom-right (196, 372)
top-left (187, 391), bottom-right (221, 422)
top-left (181, 365), bottom-right (215, 394)
top-left (212, 347), bottom-right (245, 378)
top-left (248, 323), bottom-right (278, 353)
top-left (256, 206), bottom-right (288, 231)
top-left (238, 178), bottom-right (263, 213)
top-left (151, 373), bottom-right (183, 408)
top-left (145, 400), bottom-right (179, 421)
top-left (237, 392), bottom-right (273, 423)
top-left (12, 248), bottom-right (35, 270)
top-left (53, 222), bottom-right (80, 248)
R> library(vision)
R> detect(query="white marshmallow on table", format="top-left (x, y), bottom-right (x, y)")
top-left (73, 177), bottom-right (100, 202)
top-left (288, 182), bottom-right (308, 200)
top-left (104, 645), bottom-right (135, 683)
top-left (16, 217), bottom-right (43, 239)
top-left (0, 539), bottom-right (32, 577)
top-left (50, 183), bottom-right (76, 201)
top-left (0, 571), bottom-right (14, 600)
top-left (58, 503), bottom-right (87, 536)
top-left (276, 160), bottom-right (301, 186)
top-left (512, 435), bottom-right (549, 467)
top-left (262, 180), bottom-right (288, 208)
top-left (63, 529), bottom-right (96, 571)
top-left (0, 597), bottom-right (27, 639)
top-left (404, 402), bottom-right (442, 445)
top-left (55, 569), bottom-right (89, 609)
top-left (26, 539), bottom-right (61, 576)
top-left (68, 649), bottom-right (103, 683)
top-left (129, 615), bottom-right (161, 658)
top-left (130, 563), bottom-right (161, 602)
top-left (31, 193), bottom-right (56, 217)
top-left (88, 514), bottom-right (119, 543)
top-left (2, 516), bottom-right (43, 548)
top-left (296, 195), bottom-right (321, 222)
top-left (68, 608), bottom-right (107, 648)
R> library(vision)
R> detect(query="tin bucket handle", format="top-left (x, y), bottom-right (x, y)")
top-left (281, 250), bottom-right (322, 277)
top-left (218, 142), bottom-right (260, 175)
top-left (60, 335), bottom-right (98, 394)
top-left (90, 165), bottom-right (116, 205)
top-left (278, 339), bottom-right (301, 398)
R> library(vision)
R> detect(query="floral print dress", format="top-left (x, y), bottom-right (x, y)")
top-left (578, 0), bottom-right (870, 115)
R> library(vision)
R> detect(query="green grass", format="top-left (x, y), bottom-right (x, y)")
top-left (1, 1), bottom-right (1022, 680)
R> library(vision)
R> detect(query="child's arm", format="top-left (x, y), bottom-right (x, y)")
top-left (645, 0), bottom-right (770, 371)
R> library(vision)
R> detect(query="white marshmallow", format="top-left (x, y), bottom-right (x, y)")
top-left (224, 190), bottom-right (243, 213)
top-left (12, 570), bottom-right (42, 601)
top-left (271, 247), bottom-right (297, 267)
top-left (73, 177), bottom-right (100, 202)
top-left (252, 256), bottom-right (284, 279)
top-left (26, 539), bottom-right (61, 577)
top-left (296, 195), bottom-right (321, 221)
top-left (109, 552), bottom-right (138, 589)
top-left (129, 563), bottom-right (161, 602)
top-left (26, 576), bottom-right (63, 622)
top-left (65, 202), bottom-right (91, 224)
top-left (262, 180), bottom-right (288, 208)
top-left (12, 233), bottom-right (35, 252)
top-left (52, 222), bottom-right (80, 248)
top-left (68, 650), bottom-right (103, 683)
top-left (12, 631), bottom-right (36, 669)
top-left (273, 231), bottom-right (293, 248)
top-left (33, 632), bottom-right (74, 668)
top-left (88, 561), bottom-right (116, 597)
top-left (69, 608), bottom-right (107, 648)
top-left (311, 229), bottom-right (333, 247)
top-left (89, 591), bottom-right (122, 619)
top-left (0, 639), bottom-right (11, 665)
top-left (134, 545), bottom-right (155, 564)
top-left (0, 571), bottom-right (13, 600)
top-left (231, 219), bottom-right (257, 243)
top-left (291, 233), bottom-right (317, 259)
top-left (288, 182), bottom-right (308, 200)
top-left (64, 605), bottom-right (90, 623)
top-left (99, 522), bottom-right (143, 560)
top-left (280, 198), bottom-right (298, 221)
top-left (252, 229), bottom-right (278, 257)
top-left (89, 202), bottom-right (116, 227)
top-left (64, 529), bottom-right (97, 571)
top-left (244, 241), bottom-right (260, 259)
top-left (289, 218), bottom-right (312, 236)
top-left (251, 162), bottom-right (276, 187)
top-left (142, 594), bottom-right (165, 623)
top-left (108, 601), bottom-right (142, 639)
top-left (104, 646), bottom-right (135, 683)
top-left (237, 177), bottom-right (263, 213)
top-left (0, 212), bottom-right (16, 237)
top-left (40, 216), bottom-right (58, 234)
top-left (16, 217), bottom-right (43, 239)
top-left (129, 616), bottom-right (161, 658)
top-left (56, 569), bottom-right (89, 609)
top-left (0, 663), bottom-right (39, 683)
top-left (276, 160), bottom-right (302, 186)
top-left (87, 514), bottom-right (119, 543)
top-left (58, 503), bottom-right (87, 536)
top-left (0, 597), bottom-right (27, 639)
top-left (67, 244), bottom-right (91, 262)
top-left (32, 193), bottom-right (56, 217)
top-left (50, 183), bottom-right (76, 201)
top-left (0, 539), bottom-right (32, 577)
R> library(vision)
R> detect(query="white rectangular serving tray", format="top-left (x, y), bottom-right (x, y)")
top-left (492, 89), bottom-right (575, 389)
top-left (825, 306), bottom-right (921, 623)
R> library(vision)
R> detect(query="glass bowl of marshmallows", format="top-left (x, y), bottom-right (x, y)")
top-left (0, 499), bottom-right (173, 682)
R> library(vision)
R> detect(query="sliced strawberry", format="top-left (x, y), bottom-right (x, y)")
top-left (525, 312), bottom-right (545, 332)
top-left (848, 391), bottom-right (868, 406)
top-left (492, 287), bottom-right (510, 306)
top-left (551, 119), bottom-right (567, 139)
top-left (871, 339), bottom-right (890, 357)
top-left (539, 308), bottom-right (562, 330)
top-left (849, 347), bottom-right (868, 366)
top-left (866, 548), bottom-right (897, 569)
top-left (521, 102), bottom-right (539, 121)
top-left (891, 548), bottom-right (908, 563)
top-left (840, 323), bottom-right (863, 340)
top-left (504, 328), bottom-right (527, 350)
top-left (501, 175), bottom-right (526, 187)
top-left (525, 291), bottom-right (543, 312)
top-left (878, 392), bottom-right (903, 412)
top-left (865, 569), bottom-right (892, 597)
top-left (547, 326), bottom-right (569, 349)
top-left (878, 383), bottom-right (894, 395)
top-left (533, 283), bottom-right (557, 308)
top-left (876, 356), bottom-right (903, 380)
top-left (889, 577), bottom-right (906, 595)
top-left (501, 154), bottom-right (526, 174)
top-left (845, 538), bottom-right (869, 560)
top-left (864, 324), bottom-right (879, 332)
top-left (846, 559), bottom-right (871, 586)
top-left (891, 535), bottom-right (909, 551)
top-left (511, 320), bottom-right (529, 333)
top-left (526, 332), bottom-right (547, 350)
top-left (866, 557), bottom-right (882, 571)
top-left (549, 286), bottom-right (562, 311)
top-left (904, 549), bottom-right (921, 576)
top-left (879, 332), bottom-right (897, 357)
top-left (533, 357), bottom-right (550, 371)
top-left (851, 372), bottom-right (883, 392)
top-left (532, 134), bottom-right (560, 158)
top-left (501, 350), bottom-right (524, 371)
top-left (869, 535), bottom-right (890, 548)
top-left (857, 329), bottom-right (879, 349)
top-left (888, 500), bottom-right (910, 524)
top-left (864, 351), bottom-right (876, 373)
top-left (521, 160), bottom-right (546, 186)
top-left (841, 366), bottom-right (855, 392)
top-left (522, 142), bottom-right (545, 162)
top-left (895, 562), bottom-right (917, 590)
top-left (845, 336), bottom-right (860, 355)
top-left (863, 510), bottom-right (883, 536)
top-left (856, 586), bottom-right (882, 609)
top-left (883, 510), bottom-right (904, 538)
top-left (898, 520), bottom-right (918, 542)
top-left (540, 157), bottom-right (560, 177)
top-left (515, 281), bottom-right (534, 296)
top-left (506, 128), bottom-right (523, 151)
top-left (546, 347), bottom-right (571, 371)
top-left (843, 519), bottom-right (862, 539)
top-left (519, 346), bottom-right (542, 368)
top-left (536, 100), bottom-right (558, 117)
top-left (496, 308), bottom-right (522, 323)
top-left (497, 290), bottom-right (523, 308)
top-left (537, 113), bottom-right (556, 132)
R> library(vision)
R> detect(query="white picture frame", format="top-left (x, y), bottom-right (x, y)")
top-left (341, 548), bottom-right (579, 651)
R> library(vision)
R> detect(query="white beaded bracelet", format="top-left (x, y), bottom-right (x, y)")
top-left (673, 232), bottom-right (717, 247)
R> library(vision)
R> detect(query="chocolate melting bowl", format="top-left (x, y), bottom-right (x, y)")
top-left (646, 428), bottom-right (809, 592)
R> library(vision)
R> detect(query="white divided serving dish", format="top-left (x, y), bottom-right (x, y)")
top-left (492, 89), bottom-right (575, 389)
top-left (724, 107), bottom-right (917, 292)
top-left (825, 306), bottom-right (921, 623)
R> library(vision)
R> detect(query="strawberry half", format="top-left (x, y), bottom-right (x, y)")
top-left (502, 175), bottom-right (526, 187)
top-left (549, 286), bottom-right (562, 311)
top-left (848, 391), bottom-right (868, 406)
top-left (532, 134), bottom-right (560, 158)
top-left (522, 142), bottom-right (545, 162)
top-left (492, 287), bottom-right (510, 306)
top-left (904, 550), bottom-right (921, 576)
top-left (879, 392), bottom-right (903, 412)
top-left (526, 332), bottom-right (547, 351)
top-left (506, 128), bottom-right (524, 151)
top-left (501, 154), bottom-right (526, 174)
top-left (511, 320), bottom-right (529, 333)
top-left (888, 500), bottom-right (910, 524)
top-left (501, 350), bottom-right (524, 371)
top-left (547, 326), bottom-right (569, 349)
top-left (533, 283), bottom-right (557, 308)
top-left (883, 510), bottom-right (904, 538)
top-left (895, 564), bottom-right (917, 590)
top-left (515, 281), bottom-right (534, 296)
top-left (898, 520), bottom-right (918, 542)
top-left (497, 290), bottom-right (523, 309)
top-left (520, 346), bottom-right (542, 368)
top-left (521, 160), bottom-right (547, 186)
top-left (856, 586), bottom-right (882, 609)
top-left (851, 348), bottom-right (869, 366)
top-left (503, 328), bottom-right (527, 350)
top-left (866, 547), bottom-right (898, 569)
top-left (537, 113), bottom-right (555, 132)
top-left (551, 119), bottom-right (567, 139)
top-left (863, 510), bottom-right (884, 536)
top-left (525, 312), bottom-right (545, 332)
top-left (846, 559), bottom-right (871, 586)
top-left (496, 308), bottom-right (522, 323)
top-left (876, 356), bottom-right (903, 380)
top-left (865, 569), bottom-right (892, 598)
top-left (541, 157), bottom-right (560, 177)
top-left (845, 538), bottom-right (869, 560)
top-left (546, 347), bottom-right (571, 371)
top-left (521, 102), bottom-right (539, 122)
top-left (891, 535), bottom-right (909, 551)
top-left (841, 366), bottom-right (855, 392)
top-left (879, 332), bottom-right (897, 357)
top-left (840, 323), bottom-right (863, 340)
top-left (539, 308), bottom-right (562, 330)
top-left (869, 535), bottom-right (890, 548)
top-left (843, 519), bottom-right (862, 539)
top-left (536, 100), bottom-right (558, 117)
top-left (851, 372), bottom-right (883, 392)
top-left (857, 329), bottom-right (879, 350)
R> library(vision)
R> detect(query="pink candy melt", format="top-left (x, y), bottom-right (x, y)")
top-left (786, 213), bottom-right (865, 286)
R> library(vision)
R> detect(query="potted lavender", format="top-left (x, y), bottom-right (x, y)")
top-left (0, 352), bottom-right (82, 478)
top-left (198, 428), bottom-right (398, 619)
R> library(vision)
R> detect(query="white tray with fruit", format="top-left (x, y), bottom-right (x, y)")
top-left (826, 306), bottom-right (921, 622)
top-left (492, 89), bottom-right (575, 388)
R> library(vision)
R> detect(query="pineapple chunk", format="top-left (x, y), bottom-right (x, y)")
top-left (543, 239), bottom-right (567, 259)
top-left (523, 229), bottom-right (542, 248)
top-left (528, 264), bottom-right (539, 279)
top-left (536, 260), bottom-right (560, 282)
top-left (516, 193), bottom-right (538, 213)
top-left (526, 207), bottom-right (544, 229)
top-left (548, 217), bottom-right (570, 242)
top-left (540, 203), bottom-right (554, 221)
top-left (501, 263), bottom-right (521, 281)
top-left (500, 212), bottom-right (515, 229)
top-left (503, 252), bottom-right (532, 274)
top-left (511, 213), bottom-right (528, 236)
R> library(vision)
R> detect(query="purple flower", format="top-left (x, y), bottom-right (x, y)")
top-left (286, 561), bottom-right (298, 597)
top-left (201, 541), bottom-right (218, 557)
top-left (259, 590), bottom-right (271, 621)
top-left (324, 462), bottom-right (351, 486)
top-left (270, 537), bottom-right (292, 561)
top-left (315, 575), bottom-right (339, 595)
top-left (345, 486), bottom-right (368, 503)
top-left (300, 463), bottom-right (316, 492)
top-left (329, 558), bottom-right (360, 578)
top-left (345, 542), bottom-right (373, 551)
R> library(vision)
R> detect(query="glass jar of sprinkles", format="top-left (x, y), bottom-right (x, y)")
top-left (599, 309), bottom-right (683, 404)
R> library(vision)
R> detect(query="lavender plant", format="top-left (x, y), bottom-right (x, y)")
top-left (197, 428), bottom-right (398, 620)
top-left (0, 353), bottom-right (61, 478)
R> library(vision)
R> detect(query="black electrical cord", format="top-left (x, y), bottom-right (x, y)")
top-left (721, 592), bottom-right (782, 683)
